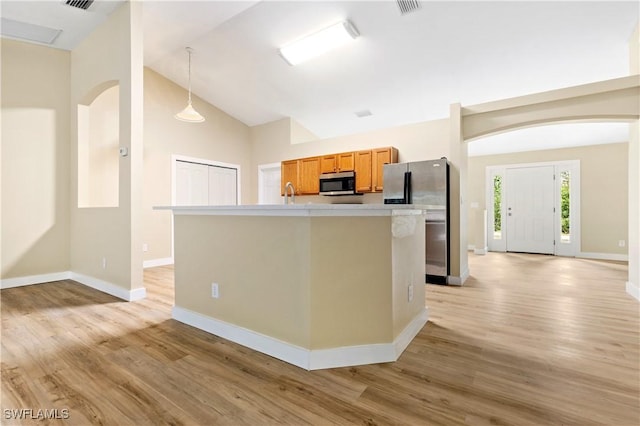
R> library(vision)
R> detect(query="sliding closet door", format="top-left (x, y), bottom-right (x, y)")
top-left (208, 165), bottom-right (238, 205)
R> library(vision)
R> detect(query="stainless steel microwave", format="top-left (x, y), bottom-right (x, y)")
top-left (319, 171), bottom-right (357, 195)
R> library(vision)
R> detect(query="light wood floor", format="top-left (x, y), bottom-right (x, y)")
top-left (2, 253), bottom-right (638, 425)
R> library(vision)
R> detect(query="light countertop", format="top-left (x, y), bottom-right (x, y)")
top-left (154, 204), bottom-right (426, 217)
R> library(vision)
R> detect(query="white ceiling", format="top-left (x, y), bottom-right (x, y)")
top-left (1, 1), bottom-right (638, 155)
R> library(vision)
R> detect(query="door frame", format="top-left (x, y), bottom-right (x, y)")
top-left (171, 154), bottom-right (241, 206)
top-left (486, 160), bottom-right (580, 256)
top-left (257, 162), bottom-right (282, 205)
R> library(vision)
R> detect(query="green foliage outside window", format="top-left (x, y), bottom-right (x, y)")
top-left (493, 175), bottom-right (502, 232)
top-left (561, 171), bottom-right (570, 235)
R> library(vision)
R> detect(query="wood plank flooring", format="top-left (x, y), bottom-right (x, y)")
top-left (1, 253), bottom-right (638, 425)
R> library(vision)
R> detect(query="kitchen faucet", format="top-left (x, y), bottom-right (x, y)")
top-left (284, 181), bottom-right (295, 205)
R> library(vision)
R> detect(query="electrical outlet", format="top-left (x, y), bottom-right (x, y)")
top-left (102, 257), bottom-right (107, 269)
top-left (408, 283), bottom-right (414, 302)
top-left (143, 243), bottom-right (148, 252)
top-left (618, 240), bottom-right (626, 247)
top-left (211, 283), bottom-right (219, 299)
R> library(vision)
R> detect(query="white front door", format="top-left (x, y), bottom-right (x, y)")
top-left (506, 166), bottom-right (555, 254)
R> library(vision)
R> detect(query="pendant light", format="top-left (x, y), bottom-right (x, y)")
top-left (175, 47), bottom-right (205, 123)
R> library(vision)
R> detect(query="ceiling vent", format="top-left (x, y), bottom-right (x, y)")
top-left (355, 110), bottom-right (373, 118)
top-left (65, 0), bottom-right (94, 10)
top-left (397, 0), bottom-right (421, 15)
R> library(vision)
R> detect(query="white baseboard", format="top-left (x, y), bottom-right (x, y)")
top-left (1, 271), bottom-right (71, 289)
top-left (172, 305), bottom-right (428, 371)
top-left (626, 281), bottom-right (640, 301)
top-left (1, 270), bottom-right (146, 302)
top-left (474, 246), bottom-right (488, 255)
top-left (71, 272), bottom-right (146, 302)
top-left (143, 257), bottom-right (174, 269)
top-left (578, 252), bottom-right (628, 262)
top-left (448, 267), bottom-right (470, 286)
top-left (467, 244), bottom-right (475, 251)
top-left (392, 308), bottom-right (429, 357)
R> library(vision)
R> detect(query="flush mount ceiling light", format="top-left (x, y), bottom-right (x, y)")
top-left (175, 47), bottom-right (205, 123)
top-left (279, 20), bottom-right (359, 66)
top-left (1, 17), bottom-right (62, 45)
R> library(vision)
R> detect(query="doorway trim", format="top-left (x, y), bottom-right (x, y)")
top-left (257, 162), bottom-right (282, 205)
top-left (171, 154), bottom-right (242, 206)
top-left (486, 160), bottom-right (581, 257)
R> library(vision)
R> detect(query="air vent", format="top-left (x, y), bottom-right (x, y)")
top-left (397, 0), bottom-right (421, 15)
top-left (355, 110), bottom-right (373, 118)
top-left (65, 0), bottom-right (94, 10)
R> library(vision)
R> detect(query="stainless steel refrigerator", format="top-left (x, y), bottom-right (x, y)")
top-left (383, 158), bottom-right (450, 284)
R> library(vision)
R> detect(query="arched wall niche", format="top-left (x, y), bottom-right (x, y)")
top-left (78, 80), bottom-right (119, 106)
top-left (77, 81), bottom-right (121, 208)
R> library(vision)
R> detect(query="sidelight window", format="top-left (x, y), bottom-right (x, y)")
top-left (560, 170), bottom-right (570, 243)
top-left (493, 175), bottom-right (503, 239)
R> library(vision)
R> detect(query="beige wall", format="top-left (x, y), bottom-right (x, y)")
top-left (175, 215), bottom-right (312, 347)
top-left (468, 142), bottom-right (629, 255)
top-left (173, 212), bottom-right (424, 350)
top-left (309, 217), bottom-right (393, 348)
top-left (143, 68), bottom-right (252, 262)
top-left (249, 117), bottom-right (450, 204)
top-left (1, 39), bottom-right (70, 279)
top-left (69, 1), bottom-right (144, 291)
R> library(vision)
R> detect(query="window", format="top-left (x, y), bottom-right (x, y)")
top-left (493, 175), bottom-right (503, 240)
top-left (560, 170), bottom-right (570, 243)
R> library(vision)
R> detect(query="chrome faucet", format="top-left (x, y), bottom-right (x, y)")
top-left (284, 181), bottom-right (296, 205)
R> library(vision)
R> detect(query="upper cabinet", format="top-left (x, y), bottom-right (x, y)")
top-left (372, 147), bottom-right (398, 192)
top-left (354, 150), bottom-right (373, 193)
top-left (320, 152), bottom-right (355, 174)
top-left (299, 157), bottom-right (320, 194)
top-left (281, 159), bottom-right (299, 195)
top-left (281, 147), bottom-right (397, 195)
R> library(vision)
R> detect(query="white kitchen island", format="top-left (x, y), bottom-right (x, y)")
top-left (157, 204), bottom-right (428, 370)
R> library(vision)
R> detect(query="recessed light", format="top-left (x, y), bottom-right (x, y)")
top-left (1, 17), bottom-right (62, 45)
top-left (279, 20), bottom-right (359, 66)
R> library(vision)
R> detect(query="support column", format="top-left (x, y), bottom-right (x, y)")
top-left (627, 25), bottom-right (639, 301)
top-left (448, 103), bottom-right (469, 285)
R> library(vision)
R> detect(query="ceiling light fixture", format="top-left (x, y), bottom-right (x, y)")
top-left (175, 47), bottom-right (205, 123)
top-left (279, 20), bottom-right (359, 66)
top-left (1, 17), bottom-right (62, 45)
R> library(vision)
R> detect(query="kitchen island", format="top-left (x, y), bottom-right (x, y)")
top-left (157, 204), bottom-right (428, 370)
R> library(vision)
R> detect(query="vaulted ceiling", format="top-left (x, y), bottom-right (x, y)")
top-left (2, 1), bottom-right (638, 155)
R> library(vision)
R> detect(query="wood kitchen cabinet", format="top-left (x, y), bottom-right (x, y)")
top-left (320, 152), bottom-right (355, 174)
top-left (354, 150), bottom-right (373, 193)
top-left (299, 157), bottom-right (320, 194)
top-left (281, 159), bottom-right (299, 195)
top-left (281, 147), bottom-right (396, 196)
top-left (372, 147), bottom-right (398, 192)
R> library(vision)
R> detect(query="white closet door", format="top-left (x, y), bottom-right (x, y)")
top-left (208, 166), bottom-right (238, 205)
top-left (176, 161), bottom-right (208, 206)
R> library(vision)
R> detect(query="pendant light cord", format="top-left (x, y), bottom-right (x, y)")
top-left (187, 47), bottom-right (193, 105)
